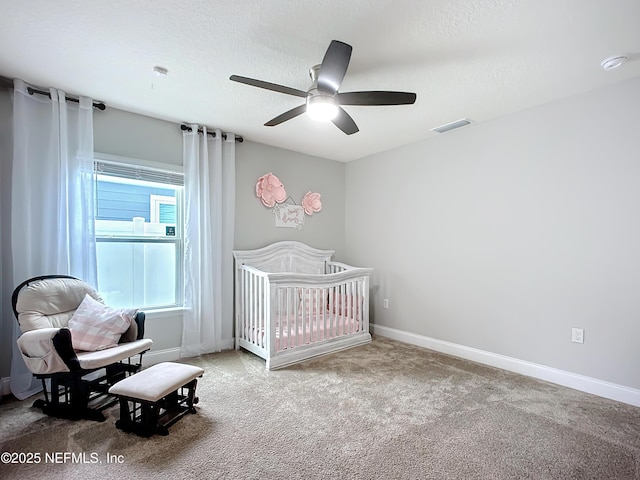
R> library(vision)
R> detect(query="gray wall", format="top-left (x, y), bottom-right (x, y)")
top-left (94, 107), bottom-right (182, 166)
top-left (235, 140), bottom-right (346, 259)
top-left (345, 76), bottom-right (640, 390)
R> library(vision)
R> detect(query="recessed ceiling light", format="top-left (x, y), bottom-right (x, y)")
top-left (601, 55), bottom-right (628, 70)
top-left (153, 66), bottom-right (168, 76)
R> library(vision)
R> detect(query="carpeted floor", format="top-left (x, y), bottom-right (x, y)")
top-left (0, 336), bottom-right (639, 479)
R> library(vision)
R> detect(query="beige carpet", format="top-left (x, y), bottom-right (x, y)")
top-left (0, 336), bottom-right (639, 479)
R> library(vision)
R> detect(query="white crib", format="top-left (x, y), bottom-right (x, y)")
top-left (233, 241), bottom-right (373, 369)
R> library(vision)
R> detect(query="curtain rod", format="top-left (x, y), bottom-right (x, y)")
top-left (180, 124), bottom-right (244, 143)
top-left (27, 86), bottom-right (106, 110)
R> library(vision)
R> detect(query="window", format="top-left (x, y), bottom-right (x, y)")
top-left (94, 158), bottom-right (184, 310)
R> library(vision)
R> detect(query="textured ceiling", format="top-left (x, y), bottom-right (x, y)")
top-left (1, 0), bottom-right (639, 162)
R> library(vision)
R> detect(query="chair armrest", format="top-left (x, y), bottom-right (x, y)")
top-left (119, 311), bottom-right (146, 343)
top-left (16, 328), bottom-right (80, 375)
top-left (134, 311), bottom-right (146, 340)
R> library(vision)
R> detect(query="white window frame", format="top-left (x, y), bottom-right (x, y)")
top-left (94, 153), bottom-right (184, 310)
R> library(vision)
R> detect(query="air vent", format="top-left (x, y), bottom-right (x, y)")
top-left (430, 118), bottom-right (472, 134)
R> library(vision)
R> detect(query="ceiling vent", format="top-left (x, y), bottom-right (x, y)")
top-left (430, 118), bottom-right (472, 134)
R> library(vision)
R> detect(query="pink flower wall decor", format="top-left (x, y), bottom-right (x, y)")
top-left (302, 191), bottom-right (322, 215)
top-left (256, 172), bottom-right (287, 208)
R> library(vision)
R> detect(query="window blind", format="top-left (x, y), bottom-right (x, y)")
top-left (95, 161), bottom-right (184, 187)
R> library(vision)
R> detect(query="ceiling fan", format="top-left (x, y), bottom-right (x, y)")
top-left (230, 40), bottom-right (417, 135)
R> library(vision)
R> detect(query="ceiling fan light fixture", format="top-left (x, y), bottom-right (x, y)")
top-left (306, 94), bottom-right (338, 122)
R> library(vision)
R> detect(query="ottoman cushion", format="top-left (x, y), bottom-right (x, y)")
top-left (109, 362), bottom-right (204, 403)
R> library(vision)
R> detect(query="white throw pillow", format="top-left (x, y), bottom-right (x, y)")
top-left (68, 294), bottom-right (137, 351)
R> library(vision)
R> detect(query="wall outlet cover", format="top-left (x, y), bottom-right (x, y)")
top-left (571, 327), bottom-right (584, 344)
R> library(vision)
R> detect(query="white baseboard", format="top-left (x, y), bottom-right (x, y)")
top-left (142, 348), bottom-right (181, 367)
top-left (143, 338), bottom-right (234, 367)
top-left (371, 323), bottom-right (640, 408)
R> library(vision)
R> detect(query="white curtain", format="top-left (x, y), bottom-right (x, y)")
top-left (9, 79), bottom-right (96, 399)
top-left (181, 126), bottom-right (235, 357)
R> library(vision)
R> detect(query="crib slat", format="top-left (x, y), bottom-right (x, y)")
top-left (301, 288), bottom-right (306, 346)
top-left (286, 287), bottom-right (292, 350)
top-left (326, 287), bottom-right (330, 339)
top-left (342, 282), bottom-right (354, 335)
top-left (249, 273), bottom-right (253, 344)
top-left (254, 274), bottom-right (258, 347)
top-left (294, 287), bottom-right (299, 348)
top-left (257, 275), bottom-right (263, 348)
top-left (243, 269), bottom-right (248, 343)
top-left (246, 272), bottom-right (250, 343)
top-left (338, 283), bottom-right (344, 336)
top-left (321, 288), bottom-right (325, 341)
top-left (239, 269), bottom-right (243, 342)
top-left (281, 287), bottom-right (286, 350)
top-left (334, 285), bottom-right (339, 337)
top-left (278, 288), bottom-right (283, 352)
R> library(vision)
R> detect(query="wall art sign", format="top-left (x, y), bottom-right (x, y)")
top-left (273, 203), bottom-right (305, 230)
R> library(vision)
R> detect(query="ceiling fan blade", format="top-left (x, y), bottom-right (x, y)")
top-left (317, 40), bottom-right (352, 95)
top-left (332, 107), bottom-right (359, 135)
top-left (230, 75), bottom-right (308, 98)
top-left (264, 104), bottom-right (307, 126)
top-left (338, 91), bottom-right (417, 106)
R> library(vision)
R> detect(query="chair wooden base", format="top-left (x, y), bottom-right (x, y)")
top-left (33, 360), bottom-right (143, 422)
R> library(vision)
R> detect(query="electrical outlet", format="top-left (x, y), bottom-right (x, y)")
top-left (571, 328), bottom-right (584, 344)
top-left (382, 299), bottom-right (389, 309)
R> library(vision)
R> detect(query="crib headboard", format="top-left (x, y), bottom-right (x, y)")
top-left (233, 241), bottom-right (334, 274)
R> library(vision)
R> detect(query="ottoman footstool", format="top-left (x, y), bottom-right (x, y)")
top-left (108, 362), bottom-right (204, 437)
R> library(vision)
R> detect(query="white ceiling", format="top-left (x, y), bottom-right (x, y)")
top-left (1, 0), bottom-right (639, 162)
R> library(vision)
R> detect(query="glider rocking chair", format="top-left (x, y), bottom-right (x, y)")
top-left (12, 275), bottom-right (153, 421)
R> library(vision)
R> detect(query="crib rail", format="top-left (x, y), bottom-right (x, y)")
top-left (326, 261), bottom-right (350, 274)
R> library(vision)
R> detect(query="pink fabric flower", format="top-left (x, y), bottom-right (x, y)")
top-left (256, 173), bottom-right (287, 208)
top-left (302, 191), bottom-right (322, 215)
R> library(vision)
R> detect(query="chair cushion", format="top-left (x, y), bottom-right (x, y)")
top-left (76, 339), bottom-right (153, 370)
top-left (16, 327), bottom-right (74, 374)
top-left (68, 294), bottom-right (137, 351)
top-left (16, 277), bottom-right (102, 332)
